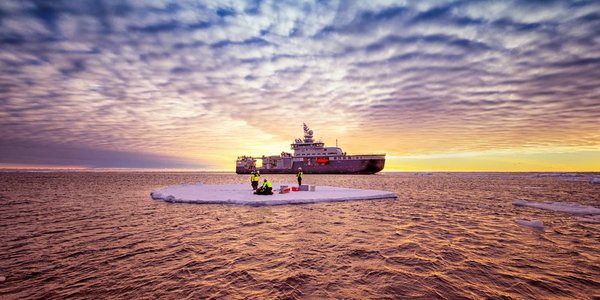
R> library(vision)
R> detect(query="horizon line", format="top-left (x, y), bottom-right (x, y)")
top-left (1, 168), bottom-right (599, 173)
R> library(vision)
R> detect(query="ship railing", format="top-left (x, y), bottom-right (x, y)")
top-left (237, 155), bottom-right (258, 160)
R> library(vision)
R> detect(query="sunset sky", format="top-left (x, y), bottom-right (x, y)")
top-left (1, 0), bottom-right (599, 171)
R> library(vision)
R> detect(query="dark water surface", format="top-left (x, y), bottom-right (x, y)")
top-left (1, 172), bottom-right (599, 299)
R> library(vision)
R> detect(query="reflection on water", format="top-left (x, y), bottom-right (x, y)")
top-left (0, 172), bottom-right (599, 299)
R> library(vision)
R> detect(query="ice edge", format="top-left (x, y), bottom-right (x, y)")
top-left (151, 184), bottom-right (397, 206)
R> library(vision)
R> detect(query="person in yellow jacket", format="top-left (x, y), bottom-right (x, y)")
top-left (250, 171), bottom-right (260, 190)
top-left (254, 178), bottom-right (273, 195)
top-left (297, 167), bottom-right (303, 187)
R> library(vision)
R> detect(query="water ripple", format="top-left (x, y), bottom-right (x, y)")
top-left (0, 172), bottom-right (599, 299)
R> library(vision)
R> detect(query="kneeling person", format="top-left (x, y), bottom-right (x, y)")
top-left (255, 178), bottom-right (273, 195)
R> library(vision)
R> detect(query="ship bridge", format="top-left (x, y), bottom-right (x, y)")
top-left (290, 123), bottom-right (343, 157)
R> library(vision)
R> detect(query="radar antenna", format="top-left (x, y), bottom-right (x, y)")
top-left (302, 123), bottom-right (314, 143)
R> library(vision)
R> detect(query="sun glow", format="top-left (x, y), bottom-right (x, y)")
top-left (386, 150), bottom-right (600, 172)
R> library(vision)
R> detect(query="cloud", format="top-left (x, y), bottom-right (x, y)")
top-left (1, 0), bottom-right (599, 169)
top-left (0, 139), bottom-right (207, 169)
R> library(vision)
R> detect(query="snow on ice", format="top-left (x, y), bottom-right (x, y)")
top-left (151, 183), bottom-right (397, 206)
top-left (515, 219), bottom-right (545, 230)
top-left (512, 199), bottom-right (600, 215)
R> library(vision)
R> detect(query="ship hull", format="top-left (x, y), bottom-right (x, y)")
top-left (236, 158), bottom-right (385, 174)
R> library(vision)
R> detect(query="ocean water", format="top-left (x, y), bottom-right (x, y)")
top-left (1, 172), bottom-right (599, 299)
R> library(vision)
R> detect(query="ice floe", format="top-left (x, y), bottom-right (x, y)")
top-left (150, 183), bottom-right (397, 206)
top-left (515, 219), bottom-right (544, 230)
top-left (575, 215), bottom-right (600, 223)
top-left (414, 172), bottom-right (433, 176)
top-left (512, 199), bottom-right (600, 215)
top-left (529, 173), bottom-right (600, 183)
top-left (530, 173), bottom-right (584, 178)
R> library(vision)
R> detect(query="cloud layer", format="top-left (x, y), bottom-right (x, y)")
top-left (1, 0), bottom-right (599, 169)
